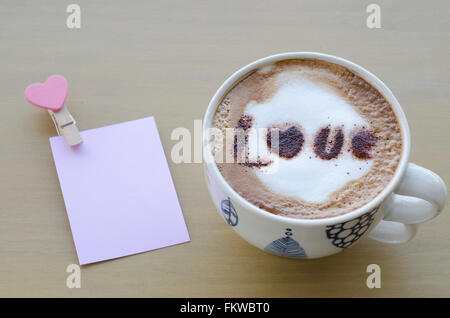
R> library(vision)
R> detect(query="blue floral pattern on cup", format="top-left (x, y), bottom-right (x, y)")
top-left (326, 207), bottom-right (378, 248)
top-left (264, 228), bottom-right (307, 258)
top-left (220, 197), bottom-right (238, 227)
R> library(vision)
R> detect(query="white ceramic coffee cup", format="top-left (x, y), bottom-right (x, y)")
top-left (202, 52), bottom-right (447, 259)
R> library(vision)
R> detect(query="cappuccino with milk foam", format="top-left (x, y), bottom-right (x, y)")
top-left (211, 59), bottom-right (402, 219)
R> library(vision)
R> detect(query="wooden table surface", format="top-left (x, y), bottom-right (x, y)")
top-left (1, 0), bottom-right (449, 297)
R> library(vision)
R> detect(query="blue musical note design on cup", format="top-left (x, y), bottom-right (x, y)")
top-left (220, 197), bottom-right (238, 227)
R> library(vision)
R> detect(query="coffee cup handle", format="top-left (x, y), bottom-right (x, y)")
top-left (368, 163), bottom-right (447, 243)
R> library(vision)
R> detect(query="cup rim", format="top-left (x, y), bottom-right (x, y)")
top-left (203, 52), bottom-right (411, 227)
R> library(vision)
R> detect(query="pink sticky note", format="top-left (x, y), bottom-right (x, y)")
top-left (49, 116), bottom-right (190, 265)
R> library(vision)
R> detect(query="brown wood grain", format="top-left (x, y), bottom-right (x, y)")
top-left (0, 0), bottom-right (449, 297)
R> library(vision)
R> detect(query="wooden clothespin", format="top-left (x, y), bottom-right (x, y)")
top-left (25, 75), bottom-right (82, 146)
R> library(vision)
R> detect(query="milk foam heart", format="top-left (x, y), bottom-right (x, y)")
top-left (244, 77), bottom-right (373, 203)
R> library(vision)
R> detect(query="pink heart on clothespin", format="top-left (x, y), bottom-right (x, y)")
top-left (25, 75), bottom-right (68, 111)
top-left (25, 74), bottom-right (82, 146)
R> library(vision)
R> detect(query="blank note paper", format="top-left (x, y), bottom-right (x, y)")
top-left (50, 116), bottom-right (190, 265)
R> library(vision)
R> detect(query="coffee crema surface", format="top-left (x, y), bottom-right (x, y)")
top-left (211, 59), bottom-right (402, 219)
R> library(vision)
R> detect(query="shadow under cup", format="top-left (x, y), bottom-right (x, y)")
top-left (202, 52), bottom-right (411, 259)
